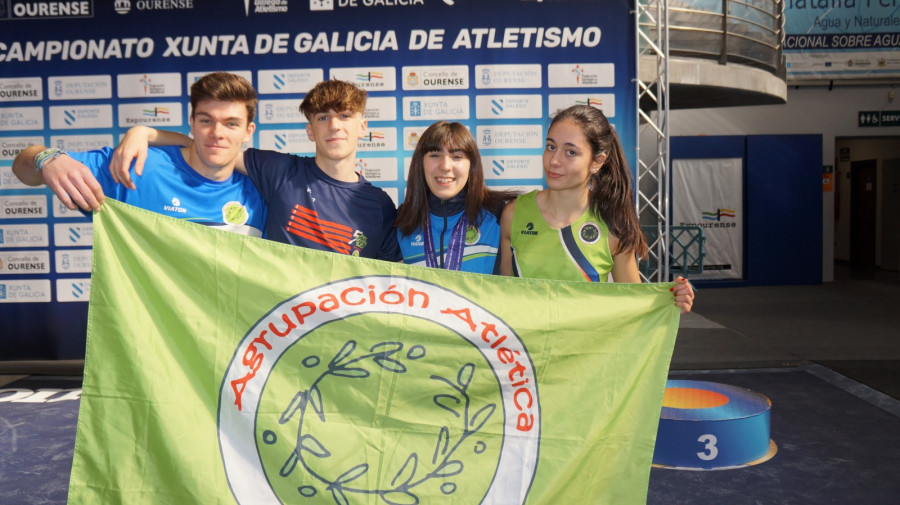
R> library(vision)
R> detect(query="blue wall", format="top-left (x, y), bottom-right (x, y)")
top-left (672, 134), bottom-right (822, 286)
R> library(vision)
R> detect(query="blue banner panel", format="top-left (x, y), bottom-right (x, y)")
top-left (0, 0), bottom-right (636, 360)
top-left (746, 134), bottom-right (822, 286)
top-left (784, 1), bottom-right (900, 80)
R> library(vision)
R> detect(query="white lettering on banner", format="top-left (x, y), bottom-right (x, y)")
top-left (0, 388), bottom-right (82, 403)
top-left (10, 1), bottom-right (92, 18)
top-left (451, 27), bottom-right (601, 50)
top-left (291, 31), bottom-right (399, 53)
top-left (0, 39), bottom-right (154, 62)
top-left (0, 27), bottom-right (602, 62)
top-left (164, 35), bottom-right (251, 57)
top-left (337, 0), bottom-right (425, 7)
top-left (133, 0), bottom-right (195, 10)
top-left (252, 0), bottom-right (288, 14)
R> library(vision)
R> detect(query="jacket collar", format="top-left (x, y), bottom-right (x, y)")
top-left (428, 190), bottom-right (466, 218)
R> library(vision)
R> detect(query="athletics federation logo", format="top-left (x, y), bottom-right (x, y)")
top-left (219, 276), bottom-right (539, 504)
top-left (572, 65), bottom-right (584, 85)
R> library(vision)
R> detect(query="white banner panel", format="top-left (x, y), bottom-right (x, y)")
top-left (672, 158), bottom-right (743, 280)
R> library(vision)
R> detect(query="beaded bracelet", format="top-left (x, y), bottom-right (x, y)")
top-left (34, 147), bottom-right (67, 171)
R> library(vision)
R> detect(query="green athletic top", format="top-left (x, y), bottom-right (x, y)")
top-left (509, 190), bottom-right (613, 282)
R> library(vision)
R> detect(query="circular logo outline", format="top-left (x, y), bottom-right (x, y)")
top-left (222, 200), bottom-right (249, 226)
top-left (217, 276), bottom-right (541, 505)
top-left (578, 222), bottom-right (601, 245)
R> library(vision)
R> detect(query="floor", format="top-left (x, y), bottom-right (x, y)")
top-left (671, 265), bottom-right (900, 398)
top-left (3, 264), bottom-right (899, 504)
top-left (648, 264), bottom-right (900, 504)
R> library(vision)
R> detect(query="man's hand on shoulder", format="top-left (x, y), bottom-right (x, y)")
top-left (42, 154), bottom-right (105, 212)
top-left (110, 126), bottom-right (193, 189)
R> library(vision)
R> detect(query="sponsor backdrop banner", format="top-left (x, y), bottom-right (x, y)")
top-left (784, 1), bottom-right (900, 80)
top-left (672, 158), bottom-right (743, 280)
top-left (0, 0), bottom-right (637, 360)
top-left (70, 199), bottom-right (679, 504)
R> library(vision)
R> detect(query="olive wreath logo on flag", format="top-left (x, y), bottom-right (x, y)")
top-left (218, 276), bottom-right (541, 505)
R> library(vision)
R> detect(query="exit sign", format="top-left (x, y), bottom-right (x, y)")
top-left (859, 110), bottom-right (900, 127)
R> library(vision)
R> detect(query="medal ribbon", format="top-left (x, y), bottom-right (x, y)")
top-left (423, 213), bottom-right (468, 270)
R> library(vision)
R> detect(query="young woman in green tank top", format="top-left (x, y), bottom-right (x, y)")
top-left (499, 105), bottom-right (694, 314)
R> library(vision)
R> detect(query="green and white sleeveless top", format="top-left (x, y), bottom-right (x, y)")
top-left (509, 191), bottom-right (613, 282)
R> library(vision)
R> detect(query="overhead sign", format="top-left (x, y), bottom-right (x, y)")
top-left (858, 110), bottom-right (900, 128)
top-left (784, 2), bottom-right (900, 81)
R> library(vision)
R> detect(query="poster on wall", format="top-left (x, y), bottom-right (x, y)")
top-left (783, 1), bottom-right (900, 80)
top-left (672, 158), bottom-right (743, 280)
top-left (0, 0), bottom-right (637, 360)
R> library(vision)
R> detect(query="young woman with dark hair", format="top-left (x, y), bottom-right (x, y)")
top-left (500, 105), bottom-right (694, 313)
top-left (396, 121), bottom-right (517, 274)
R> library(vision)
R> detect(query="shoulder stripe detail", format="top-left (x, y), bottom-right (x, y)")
top-left (560, 227), bottom-right (599, 282)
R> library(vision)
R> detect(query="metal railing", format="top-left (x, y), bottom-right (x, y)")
top-left (640, 0), bottom-right (786, 77)
top-left (640, 226), bottom-right (706, 279)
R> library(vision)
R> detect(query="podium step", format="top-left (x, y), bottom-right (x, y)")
top-left (653, 380), bottom-right (777, 470)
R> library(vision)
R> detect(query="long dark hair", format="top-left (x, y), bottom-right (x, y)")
top-left (550, 105), bottom-right (647, 258)
top-left (395, 121), bottom-right (517, 236)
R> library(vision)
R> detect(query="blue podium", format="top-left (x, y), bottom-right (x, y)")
top-left (653, 380), bottom-right (777, 470)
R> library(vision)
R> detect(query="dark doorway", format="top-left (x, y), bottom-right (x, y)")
top-left (850, 159), bottom-right (877, 267)
top-left (883, 158), bottom-right (900, 272)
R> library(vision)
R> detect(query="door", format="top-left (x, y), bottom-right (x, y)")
top-left (882, 158), bottom-right (900, 272)
top-left (850, 159), bottom-right (877, 267)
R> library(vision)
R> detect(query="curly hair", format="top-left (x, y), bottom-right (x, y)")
top-left (299, 79), bottom-right (367, 121)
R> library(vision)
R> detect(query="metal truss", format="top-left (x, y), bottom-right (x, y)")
top-left (635, 0), bottom-right (670, 282)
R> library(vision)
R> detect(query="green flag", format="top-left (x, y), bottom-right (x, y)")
top-left (69, 199), bottom-right (679, 505)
